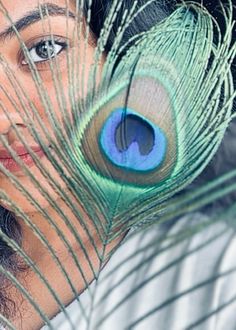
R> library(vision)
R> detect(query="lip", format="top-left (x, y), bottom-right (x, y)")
top-left (0, 146), bottom-right (46, 173)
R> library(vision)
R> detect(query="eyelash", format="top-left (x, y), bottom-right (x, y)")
top-left (21, 36), bottom-right (69, 68)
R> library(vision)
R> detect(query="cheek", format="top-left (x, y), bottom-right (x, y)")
top-left (20, 44), bottom-right (103, 132)
top-left (0, 156), bottom-right (67, 214)
top-left (26, 69), bottom-right (82, 136)
top-left (30, 76), bottom-right (71, 128)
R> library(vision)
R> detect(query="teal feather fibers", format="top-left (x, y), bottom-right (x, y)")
top-left (0, 2), bottom-right (234, 328)
top-left (0, 2), bottom-right (234, 249)
top-left (70, 4), bottom-right (235, 223)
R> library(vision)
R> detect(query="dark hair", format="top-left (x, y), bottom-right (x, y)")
top-left (0, 0), bottom-right (235, 323)
top-left (0, 208), bottom-right (25, 319)
top-left (86, 0), bottom-right (175, 53)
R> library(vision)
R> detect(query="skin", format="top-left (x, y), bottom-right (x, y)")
top-left (0, 1), bottom-right (116, 329)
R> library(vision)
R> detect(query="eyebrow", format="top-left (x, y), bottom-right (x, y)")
top-left (0, 3), bottom-right (76, 42)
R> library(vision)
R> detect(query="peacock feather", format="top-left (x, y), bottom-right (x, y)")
top-left (0, 0), bottom-right (235, 329)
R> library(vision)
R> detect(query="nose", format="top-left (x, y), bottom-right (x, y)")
top-left (0, 84), bottom-right (26, 136)
top-left (0, 112), bottom-right (25, 135)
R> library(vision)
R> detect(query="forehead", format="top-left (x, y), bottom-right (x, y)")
top-left (0, 0), bottom-right (75, 25)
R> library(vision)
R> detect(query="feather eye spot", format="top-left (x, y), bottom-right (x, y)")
top-left (100, 108), bottom-right (167, 172)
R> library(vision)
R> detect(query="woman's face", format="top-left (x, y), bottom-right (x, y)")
top-left (0, 0), bottom-right (100, 213)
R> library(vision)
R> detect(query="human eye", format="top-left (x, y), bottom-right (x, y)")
top-left (21, 36), bottom-right (68, 66)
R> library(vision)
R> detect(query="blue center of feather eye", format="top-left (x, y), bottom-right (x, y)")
top-left (100, 108), bottom-right (167, 172)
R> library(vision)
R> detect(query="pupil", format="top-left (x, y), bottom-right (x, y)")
top-left (36, 41), bottom-right (54, 59)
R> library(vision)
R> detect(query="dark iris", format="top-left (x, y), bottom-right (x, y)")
top-left (36, 41), bottom-right (56, 59)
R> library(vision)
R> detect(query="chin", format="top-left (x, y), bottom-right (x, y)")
top-left (0, 170), bottom-right (64, 214)
top-left (0, 194), bottom-right (49, 215)
top-left (0, 177), bottom-right (61, 214)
